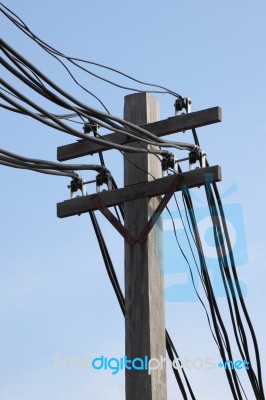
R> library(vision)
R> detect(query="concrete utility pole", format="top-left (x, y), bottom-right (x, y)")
top-left (123, 93), bottom-right (166, 400)
top-left (57, 93), bottom-right (222, 399)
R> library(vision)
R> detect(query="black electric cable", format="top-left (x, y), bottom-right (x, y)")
top-left (89, 211), bottom-right (197, 399)
top-left (0, 2), bottom-right (183, 99)
top-left (205, 181), bottom-right (263, 399)
top-left (188, 129), bottom-right (262, 398)
top-left (89, 211), bottom-right (125, 315)
top-left (1, 39), bottom-right (196, 153)
top-left (165, 330), bottom-right (197, 400)
top-left (0, 159), bottom-right (76, 178)
top-left (32, 44), bottom-right (111, 114)
top-left (0, 148), bottom-right (106, 173)
top-left (1, 46), bottom-right (72, 110)
top-left (94, 129), bottom-right (158, 181)
top-left (1, 44), bottom-right (47, 89)
top-left (0, 85), bottom-right (170, 155)
top-left (1, 58), bottom-right (184, 153)
top-left (86, 146), bottom-right (197, 398)
top-left (165, 334), bottom-right (189, 400)
top-left (3, 4), bottom-right (260, 396)
top-left (204, 183), bottom-right (258, 397)
top-left (190, 127), bottom-right (264, 399)
top-left (183, 188), bottom-right (244, 399)
top-left (2, 33), bottom-right (111, 114)
top-left (172, 166), bottom-right (232, 359)
top-left (92, 131), bottom-right (124, 225)
top-left (179, 177), bottom-right (251, 399)
top-left (181, 190), bottom-right (228, 355)
top-left (1, 103), bottom-right (26, 114)
top-left (167, 196), bottom-right (219, 348)
top-left (212, 180), bottom-right (264, 398)
top-left (0, 132), bottom-right (243, 400)
top-left (88, 145), bottom-right (246, 399)
top-left (90, 133), bottom-right (196, 398)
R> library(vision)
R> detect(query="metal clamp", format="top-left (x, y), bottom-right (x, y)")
top-left (96, 171), bottom-right (113, 193)
top-left (174, 97), bottom-right (192, 115)
top-left (201, 151), bottom-right (207, 168)
top-left (68, 176), bottom-right (86, 198)
top-left (161, 154), bottom-right (179, 176)
top-left (84, 119), bottom-right (100, 135)
top-left (189, 149), bottom-right (207, 170)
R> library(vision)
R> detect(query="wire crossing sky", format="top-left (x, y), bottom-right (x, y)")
top-left (1, 1), bottom-right (265, 399)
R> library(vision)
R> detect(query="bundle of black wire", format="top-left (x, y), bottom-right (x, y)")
top-left (1, 3), bottom-right (265, 398)
top-left (89, 200), bottom-right (197, 400)
top-left (179, 129), bottom-right (265, 400)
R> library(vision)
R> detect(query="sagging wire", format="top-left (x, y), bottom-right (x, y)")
top-left (190, 126), bottom-right (264, 399)
top-left (0, 159), bottom-right (76, 178)
top-left (166, 194), bottom-right (219, 348)
top-left (65, 149), bottom-right (197, 399)
top-left (0, 84), bottom-right (168, 155)
top-left (0, 147), bottom-right (108, 184)
top-left (88, 208), bottom-right (197, 400)
top-left (0, 2), bottom-right (183, 100)
top-left (204, 178), bottom-right (263, 399)
top-left (161, 154), bottom-right (247, 398)
top-left (181, 186), bottom-right (250, 400)
top-left (182, 187), bottom-right (244, 399)
top-left (205, 181), bottom-right (259, 398)
top-left (1, 39), bottom-right (199, 154)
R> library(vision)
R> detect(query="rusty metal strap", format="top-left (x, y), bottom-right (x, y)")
top-left (137, 174), bottom-right (184, 244)
top-left (91, 195), bottom-right (136, 245)
top-left (91, 174), bottom-right (184, 246)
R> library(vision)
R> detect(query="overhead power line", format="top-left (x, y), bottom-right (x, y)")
top-left (1, 3), bottom-right (264, 399)
top-left (1, 39), bottom-right (199, 155)
top-left (0, 2), bottom-right (183, 101)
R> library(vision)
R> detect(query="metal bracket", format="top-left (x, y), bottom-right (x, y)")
top-left (96, 171), bottom-right (113, 193)
top-left (91, 174), bottom-right (184, 246)
top-left (84, 120), bottom-right (100, 134)
top-left (174, 97), bottom-right (192, 115)
top-left (68, 176), bottom-right (86, 198)
top-left (137, 174), bottom-right (184, 244)
top-left (91, 194), bottom-right (136, 245)
top-left (162, 154), bottom-right (179, 177)
top-left (189, 149), bottom-right (207, 170)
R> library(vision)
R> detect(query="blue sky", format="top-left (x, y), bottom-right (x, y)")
top-left (1, 1), bottom-right (266, 399)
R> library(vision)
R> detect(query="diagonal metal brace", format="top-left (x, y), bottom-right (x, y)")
top-left (91, 194), bottom-right (136, 245)
top-left (91, 173), bottom-right (184, 246)
top-left (137, 174), bottom-right (184, 244)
